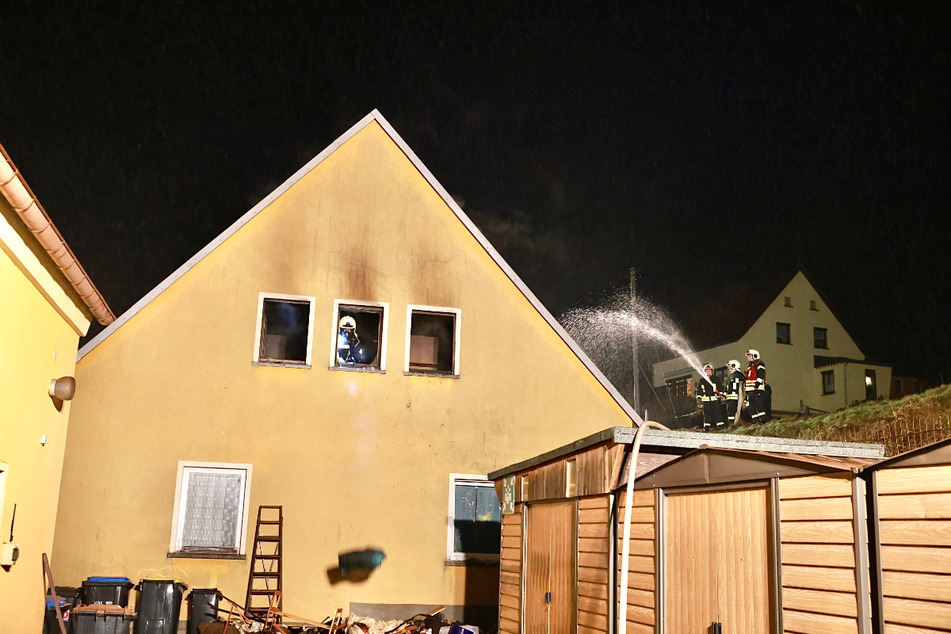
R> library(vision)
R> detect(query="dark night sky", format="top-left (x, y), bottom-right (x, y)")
top-left (2, 2), bottom-right (949, 381)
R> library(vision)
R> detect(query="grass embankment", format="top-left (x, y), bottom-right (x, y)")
top-left (729, 383), bottom-right (951, 456)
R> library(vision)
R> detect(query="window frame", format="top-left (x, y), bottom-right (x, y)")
top-left (330, 299), bottom-right (389, 372)
top-left (813, 327), bottom-right (828, 349)
top-left (169, 461), bottom-right (253, 559)
top-left (776, 322), bottom-right (792, 345)
top-left (404, 305), bottom-right (462, 377)
top-left (252, 292), bottom-right (316, 368)
top-left (822, 370), bottom-right (835, 395)
top-left (446, 473), bottom-right (501, 565)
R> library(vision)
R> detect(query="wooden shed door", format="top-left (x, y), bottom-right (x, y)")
top-left (524, 501), bottom-right (576, 634)
top-left (665, 487), bottom-right (771, 634)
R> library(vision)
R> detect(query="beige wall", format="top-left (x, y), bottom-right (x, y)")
top-left (1, 211), bottom-right (88, 631)
top-left (53, 120), bottom-right (634, 620)
top-left (653, 272), bottom-right (889, 414)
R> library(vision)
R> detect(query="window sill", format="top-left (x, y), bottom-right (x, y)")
top-left (167, 551), bottom-right (246, 560)
top-left (329, 365), bottom-right (385, 374)
top-left (776, 341), bottom-right (792, 345)
top-left (253, 361), bottom-right (311, 369)
top-left (445, 558), bottom-right (500, 567)
top-left (404, 370), bottom-right (460, 379)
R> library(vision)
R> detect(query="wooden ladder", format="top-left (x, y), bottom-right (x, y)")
top-left (245, 505), bottom-right (283, 622)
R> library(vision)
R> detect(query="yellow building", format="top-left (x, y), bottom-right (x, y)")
top-left (52, 111), bottom-right (641, 628)
top-left (0, 144), bottom-right (114, 631)
top-left (652, 271), bottom-right (892, 418)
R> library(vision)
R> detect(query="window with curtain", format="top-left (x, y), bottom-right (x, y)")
top-left (171, 463), bottom-right (252, 557)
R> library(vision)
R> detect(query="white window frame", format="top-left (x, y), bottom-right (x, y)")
top-left (169, 461), bottom-right (253, 556)
top-left (446, 473), bottom-right (501, 564)
top-left (330, 299), bottom-right (389, 371)
top-left (404, 305), bottom-right (461, 376)
top-left (252, 292), bottom-right (316, 367)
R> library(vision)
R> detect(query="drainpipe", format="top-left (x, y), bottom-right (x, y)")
top-left (618, 420), bottom-right (668, 634)
top-left (0, 144), bottom-right (114, 325)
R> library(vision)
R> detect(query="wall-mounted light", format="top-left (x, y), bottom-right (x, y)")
top-left (49, 376), bottom-right (76, 401)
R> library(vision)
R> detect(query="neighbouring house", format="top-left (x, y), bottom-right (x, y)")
top-left (488, 426), bottom-right (883, 634)
top-left (652, 271), bottom-right (893, 419)
top-left (51, 111), bottom-right (646, 629)
top-left (889, 375), bottom-right (928, 400)
top-left (0, 143), bottom-right (114, 631)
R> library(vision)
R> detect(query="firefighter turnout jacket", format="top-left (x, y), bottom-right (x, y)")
top-left (745, 359), bottom-right (766, 392)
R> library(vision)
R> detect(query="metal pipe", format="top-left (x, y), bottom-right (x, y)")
top-left (0, 143), bottom-right (114, 325)
top-left (618, 420), bottom-right (668, 634)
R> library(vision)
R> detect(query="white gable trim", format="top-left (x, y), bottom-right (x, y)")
top-left (77, 110), bottom-right (642, 425)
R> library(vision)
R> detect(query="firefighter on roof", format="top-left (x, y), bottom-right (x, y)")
top-left (745, 349), bottom-right (769, 423)
top-left (696, 363), bottom-right (723, 431)
top-left (724, 359), bottom-right (744, 423)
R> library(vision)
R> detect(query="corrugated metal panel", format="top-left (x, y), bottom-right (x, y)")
top-left (524, 501), bottom-right (576, 634)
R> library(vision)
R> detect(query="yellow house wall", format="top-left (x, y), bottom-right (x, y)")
top-left (53, 121), bottom-right (633, 619)
top-left (652, 272), bottom-right (888, 414)
top-left (0, 243), bottom-right (85, 631)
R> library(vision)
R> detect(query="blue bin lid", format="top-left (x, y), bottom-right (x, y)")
top-left (46, 597), bottom-right (67, 607)
top-left (85, 576), bottom-right (132, 583)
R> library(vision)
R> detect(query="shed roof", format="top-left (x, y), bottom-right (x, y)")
top-left (863, 436), bottom-right (951, 471)
top-left (487, 426), bottom-right (884, 480)
top-left (627, 446), bottom-right (879, 490)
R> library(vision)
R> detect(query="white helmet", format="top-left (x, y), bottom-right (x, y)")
top-left (727, 359), bottom-right (741, 372)
top-left (702, 363), bottom-right (713, 372)
top-left (339, 316), bottom-right (356, 330)
top-left (747, 349), bottom-right (760, 360)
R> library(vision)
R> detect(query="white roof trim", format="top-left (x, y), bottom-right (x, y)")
top-left (77, 110), bottom-right (643, 426)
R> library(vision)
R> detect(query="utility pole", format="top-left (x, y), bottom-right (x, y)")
top-left (630, 267), bottom-right (640, 416)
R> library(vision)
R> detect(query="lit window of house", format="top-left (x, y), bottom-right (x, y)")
top-left (776, 322), bottom-right (791, 345)
top-left (447, 474), bottom-right (501, 563)
top-left (405, 306), bottom-right (461, 376)
top-left (814, 327), bottom-right (828, 349)
top-left (170, 462), bottom-right (252, 557)
top-left (822, 370), bottom-right (835, 395)
top-left (253, 293), bottom-right (316, 367)
top-left (332, 300), bottom-right (388, 371)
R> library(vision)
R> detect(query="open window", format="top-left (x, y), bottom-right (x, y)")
top-left (253, 293), bottom-right (316, 367)
top-left (332, 300), bottom-right (388, 371)
top-left (405, 306), bottom-right (461, 376)
top-left (447, 474), bottom-right (501, 564)
top-left (169, 461), bottom-right (253, 558)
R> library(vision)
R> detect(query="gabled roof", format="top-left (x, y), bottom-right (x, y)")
top-left (863, 436), bottom-right (951, 471)
top-left (77, 110), bottom-right (642, 425)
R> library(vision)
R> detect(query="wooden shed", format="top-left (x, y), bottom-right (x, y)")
top-left (863, 437), bottom-right (951, 633)
top-left (488, 426), bottom-right (883, 634)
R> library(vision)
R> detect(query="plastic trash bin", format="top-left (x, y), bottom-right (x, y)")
top-left (186, 588), bottom-right (221, 634)
top-left (81, 577), bottom-right (134, 606)
top-left (69, 605), bottom-right (135, 634)
top-left (134, 579), bottom-right (187, 634)
top-left (43, 587), bottom-right (81, 633)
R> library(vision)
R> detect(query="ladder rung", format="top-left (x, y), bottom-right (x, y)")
top-left (252, 574), bottom-right (281, 579)
top-left (258, 520), bottom-right (281, 525)
top-left (254, 554), bottom-right (280, 560)
top-left (249, 590), bottom-right (280, 595)
top-left (255, 536), bottom-right (281, 542)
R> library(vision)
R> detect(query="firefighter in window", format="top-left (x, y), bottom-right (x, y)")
top-left (336, 315), bottom-right (370, 365)
top-left (696, 363), bottom-right (723, 431)
top-left (724, 359), bottom-right (745, 424)
top-left (745, 349), bottom-right (770, 423)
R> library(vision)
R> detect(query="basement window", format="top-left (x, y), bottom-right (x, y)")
top-left (776, 322), bottom-right (791, 345)
top-left (332, 300), bottom-right (388, 371)
top-left (814, 327), bottom-right (828, 349)
top-left (822, 370), bottom-right (835, 395)
top-left (169, 462), bottom-right (252, 559)
top-left (253, 293), bottom-right (315, 367)
top-left (405, 306), bottom-right (461, 376)
top-left (447, 474), bottom-right (501, 564)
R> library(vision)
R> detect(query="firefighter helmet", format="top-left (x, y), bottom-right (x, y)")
top-left (702, 363), bottom-right (713, 372)
top-left (338, 316), bottom-right (356, 330)
top-left (747, 349), bottom-right (760, 360)
top-left (727, 359), bottom-right (741, 372)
